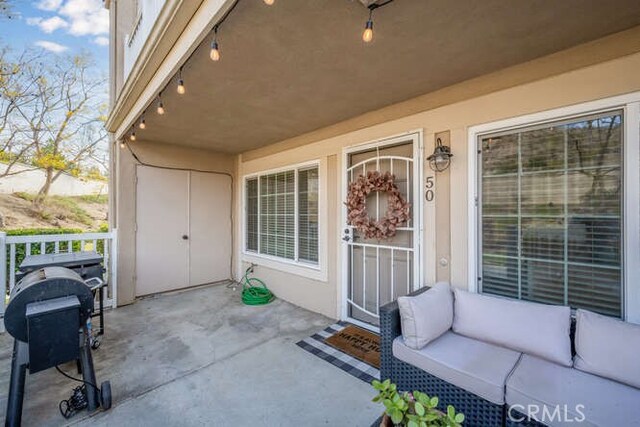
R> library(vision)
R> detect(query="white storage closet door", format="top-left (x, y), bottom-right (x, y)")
top-left (135, 166), bottom-right (232, 296)
top-left (136, 166), bottom-right (190, 296)
top-left (189, 171), bottom-right (232, 286)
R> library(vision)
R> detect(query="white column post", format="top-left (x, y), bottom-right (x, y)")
top-left (110, 229), bottom-right (118, 308)
top-left (0, 231), bottom-right (6, 321)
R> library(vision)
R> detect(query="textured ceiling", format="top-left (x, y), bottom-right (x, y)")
top-left (134, 0), bottom-right (640, 153)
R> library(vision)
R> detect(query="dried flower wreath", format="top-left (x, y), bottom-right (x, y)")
top-left (346, 171), bottom-right (411, 240)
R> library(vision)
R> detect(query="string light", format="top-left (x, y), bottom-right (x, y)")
top-left (120, 140), bottom-right (125, 148)
top-left (177, 68), bottom-right (185, 95)
top-left (210, 27), bottom-right (221, 61)
top-left (127, 0), bottom-right (397, 145)
top-left (362, 8), bottom-right (374, 43)
top-left (362, 1), bottom-right (393, 43)
top-left (129, 127), bottom-right (136, 142)
top-left (156, 93), bottom-right (165, 115)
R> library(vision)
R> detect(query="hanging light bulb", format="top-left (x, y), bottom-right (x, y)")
top-left (210, 40), bottom-right (220, 61)
top-left (129, 129), bottom-right (136, 142)
top-left (263, 0), bottom-right (274, 5)
top-left (139, 117), bottom-right (146, 129)
top-left (362, 9), bottom-right (374, 43)
top-left (210, 27), bottom-right (221, 61)
top-left (157, 93), bottom-right (165, 115)
top-left (120, 140), bottom-right (125, 148)
top-left (176, 68), bottom-right (185, 94)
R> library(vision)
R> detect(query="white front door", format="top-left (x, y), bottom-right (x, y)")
top-left (342, 133), bottom-right (422, 327)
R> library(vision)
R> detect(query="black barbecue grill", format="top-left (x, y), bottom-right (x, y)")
top-left (4, 266), bottom-right (111, 426)
top-left (17, 251), bottom-right (107, 346)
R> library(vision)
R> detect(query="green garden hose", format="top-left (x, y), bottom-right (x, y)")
top-left (241, 265), bottom-right (275, 305)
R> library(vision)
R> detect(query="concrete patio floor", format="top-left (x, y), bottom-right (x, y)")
top-left (0, 283), bottom-right (380, 426)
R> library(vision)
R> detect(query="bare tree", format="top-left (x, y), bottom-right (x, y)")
top-left (0, 49), bottom-right (48, 178)
top-left (0, 48), bottom-right (108, 206)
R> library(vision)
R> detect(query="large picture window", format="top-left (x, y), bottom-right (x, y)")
top-left (479, 111), bottom-right (623, 317)
top-left (245, 165), bottom-right (319, 264)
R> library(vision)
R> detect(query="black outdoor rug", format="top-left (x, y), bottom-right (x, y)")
top-left (296, 321), bottom-right (380, 384)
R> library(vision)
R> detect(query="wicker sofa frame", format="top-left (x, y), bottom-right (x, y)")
top-left (378, 288), bottom-right (572, 427)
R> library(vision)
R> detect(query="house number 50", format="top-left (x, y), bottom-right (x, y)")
top-left (425, 176), bottom-right (435, 202)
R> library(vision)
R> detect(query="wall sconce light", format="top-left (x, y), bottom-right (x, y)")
top-left (427, 137), bottom-right (453, 172)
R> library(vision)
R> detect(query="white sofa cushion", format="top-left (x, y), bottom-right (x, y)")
top-left (393, 331), bottom-right (522, 404)
top-left (397, 282), bottom-right (453, 349)
top-left (506, 354), bottom-right (640, 427)
top-left (574, 309), bottom-right (640, 389)
top-left (452, 289), bottom-right (572, 366)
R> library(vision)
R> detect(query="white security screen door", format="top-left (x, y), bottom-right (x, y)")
top-left (343, 134), bottom-right (422, 327)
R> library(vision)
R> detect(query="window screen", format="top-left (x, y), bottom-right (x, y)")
top-left (480, 112), bottom-right (623, 317)
top-left (245, 166), bottom-right (319, 264)
top-left (298, 167), bottom-right (319, 263)
top-left (245, 178), bottom-right (258, 251)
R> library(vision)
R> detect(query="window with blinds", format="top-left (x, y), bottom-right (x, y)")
top-left (480, 111), bottom-right (623, 317)
top-left (245, 165), bottom-right (319, 264)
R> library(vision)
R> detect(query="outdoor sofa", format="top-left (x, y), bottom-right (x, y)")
top-left (379, 283), bottom-right (640, 426)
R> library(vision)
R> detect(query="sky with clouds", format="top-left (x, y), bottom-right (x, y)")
top-left (1, 0), bottom-right (109, 70)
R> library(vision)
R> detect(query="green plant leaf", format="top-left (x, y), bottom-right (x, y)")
top-left (417, 393), bottom-right (429, 406)
top-left (430, 397), bottom-right (439, 407)
top-left (391, 409), bottom-right (403, 425)
top-left (408, 421), bottom-right (418, 427)
top-left (414, 402), bottom-right (425, 416)
top-left (455, 413), bottom-right (465, 423)
top-left (447, 405), bottom-right (455, 418)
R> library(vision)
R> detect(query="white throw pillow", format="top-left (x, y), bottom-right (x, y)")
top-left (574, 309), bottom-right (640, 389)
top-left (397, 282), bottom-right (453, 350)
top-left (452, 289), bottom-right (572, 366)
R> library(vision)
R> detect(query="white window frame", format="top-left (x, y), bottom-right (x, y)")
top-left (242, 159), bottom-right (327, 281)
top-left (468, 92), bottom-right (640, 324)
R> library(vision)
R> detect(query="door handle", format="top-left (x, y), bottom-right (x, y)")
top-left (182, 235), bottom-right (189, 240)
top-left (342, 235), bottom-right (350, 242)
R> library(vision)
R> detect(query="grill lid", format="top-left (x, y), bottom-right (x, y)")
top-left (4, 266), bottom-right (94, 342)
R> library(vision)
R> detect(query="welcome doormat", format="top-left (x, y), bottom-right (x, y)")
top-left (296, 322), bottom-right (380, 384)
top-left (325, 324), bottom-right (380, 368)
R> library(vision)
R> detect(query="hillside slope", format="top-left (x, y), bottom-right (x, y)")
top-left (0, 193), bottom-right (107, 231)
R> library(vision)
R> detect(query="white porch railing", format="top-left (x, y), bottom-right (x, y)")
top-left (0, 230), bottom-right (118, 323)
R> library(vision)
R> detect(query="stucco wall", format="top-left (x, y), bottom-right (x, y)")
top-left (0, 163), bottom-right (107, 196)
top-left (236, 51), bottom-right (640, 320)
top-left (115, 141), bottom-right (235, 305)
